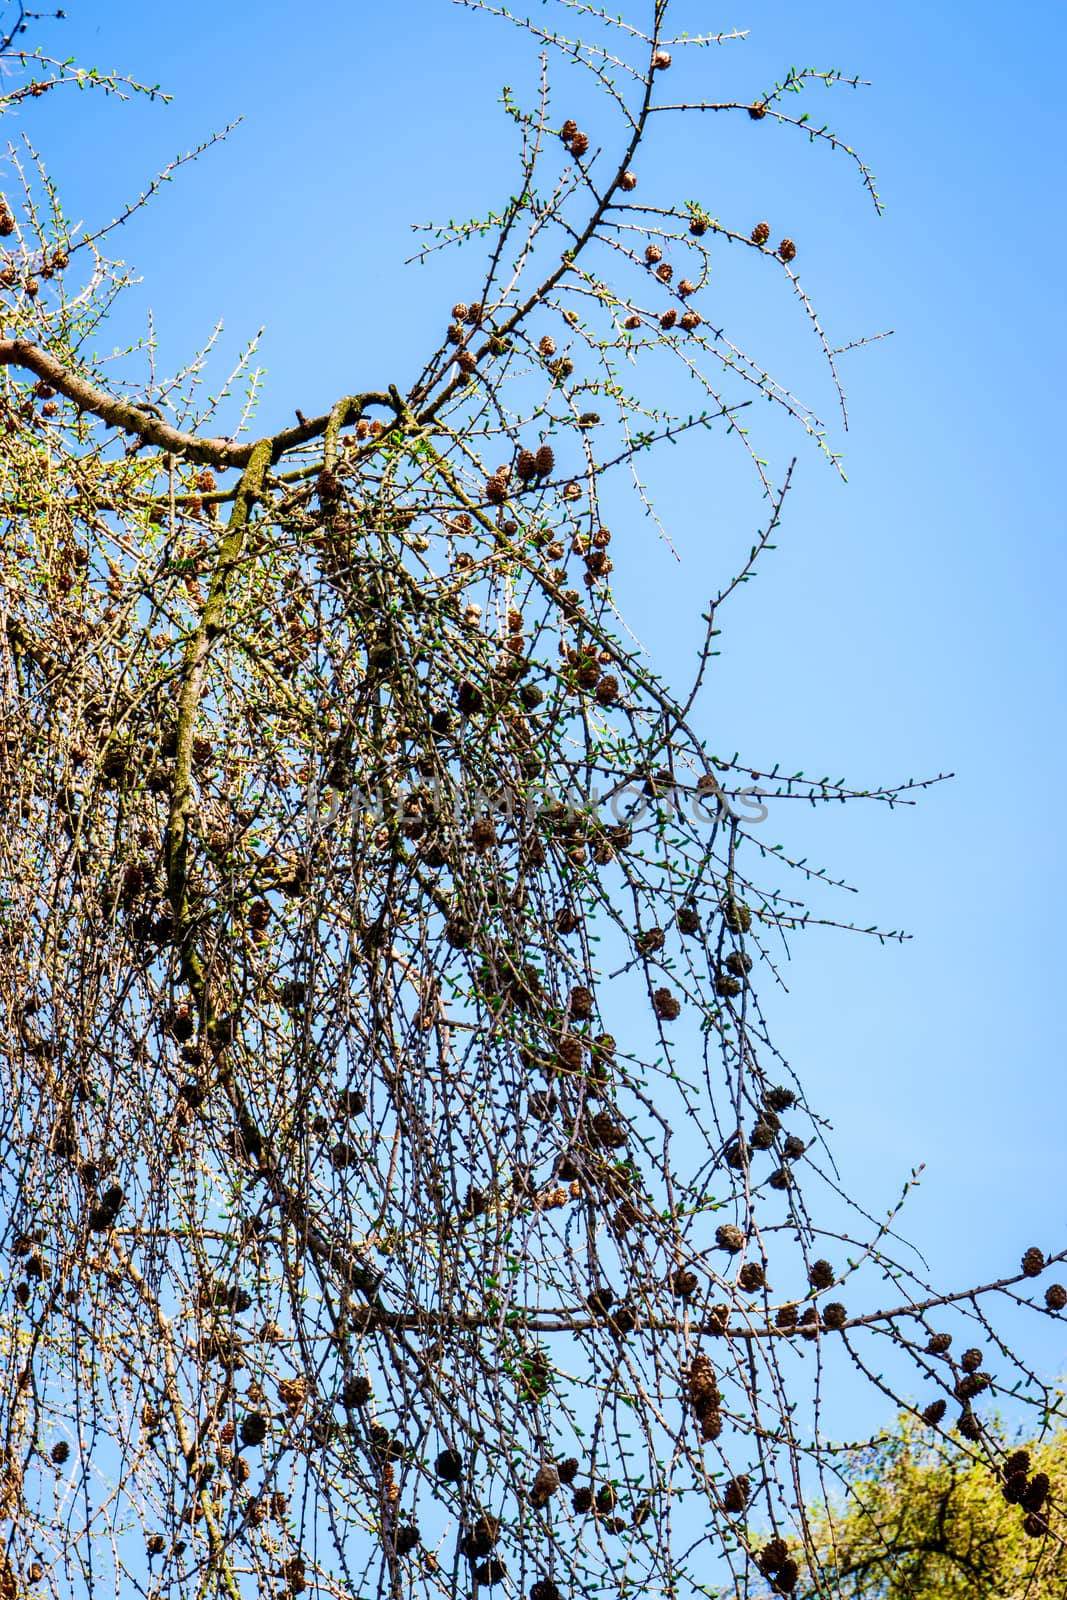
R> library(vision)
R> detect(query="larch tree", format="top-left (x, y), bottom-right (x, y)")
top-left (0, 4), bottom-right (1063, 1600)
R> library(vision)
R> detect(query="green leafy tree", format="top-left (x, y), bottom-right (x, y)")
top-left (0, 5), bottom-right (1064, 1600)
top-left (767, 1408), bottom-right (1067, 1599)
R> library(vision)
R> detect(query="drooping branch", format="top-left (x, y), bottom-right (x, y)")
top-left (165, 437), bottom-right (274, 1006)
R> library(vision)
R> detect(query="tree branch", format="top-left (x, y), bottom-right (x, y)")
top-left (0, 338), bottom-right (393, 466)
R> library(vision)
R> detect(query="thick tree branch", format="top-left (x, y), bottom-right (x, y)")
top-left (0, 338), bottom-right (393, 466)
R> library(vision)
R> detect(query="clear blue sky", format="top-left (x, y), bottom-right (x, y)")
top-left (15, 0), bottom-right (1067, 1423)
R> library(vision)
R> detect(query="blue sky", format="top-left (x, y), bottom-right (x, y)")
top-left (13, 0), bottom-right (1067, 1427)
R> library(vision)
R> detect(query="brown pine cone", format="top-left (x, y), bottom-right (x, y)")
top-left (758, 1538), bottom-right (789, 1575)
top-left (721, 1474), bottom-right (750, 1513)
top-left (1022, 1246), bottom-right (1046, 1278)
top-left (569, 985), bottom-right (594, 1018)
top-left (687, 1354), bottom-right (720, 1409)
top-left (1022, 1471), bottom-right (1050, 1512)
top-left (957, 1408), bottom-right (981, 1441)
top-left (652, 986), bottom-right (680, 1020)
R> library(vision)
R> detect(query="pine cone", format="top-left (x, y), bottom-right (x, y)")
top-left (456, 680), bottom-right (484, 715)
top-left (1022, 1471), bottom-right (1050, 1512)
top-left (435, 1448), bottom-right (463, 1481)
top-left (590, 1111), bottom-right (625, 1149)
top-left (652, 986), bottom-right (680, 1020)
top-left (1002, 1470), bottom-right (1028, 1505)
top-left (532, 1464), bottom-right (560, 1500)
top-left (276, 1374), bottom-right (309, 1413)
top-left (759, 1538), bottom-right (789, 1575)
top-left (687, 1355), bottom-right (720, 1409)
top-left (239, 1412), bottom-right (268, 1447)
top-left (569, 985), bottom-right (594, 1019)
top-left (721, 1474), bottom-right (750, 1513)
top-left (700, 1405), bottom-right (723, 1440)
top-left (957, 1408), bottom-right (981, 1441)
top-left (1022, 1246), bottom-right (1045, 1278)
top-left (722, 897), bottom-right (752, 933)
top-left (774, 1558), bottom-right (800, 1594)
